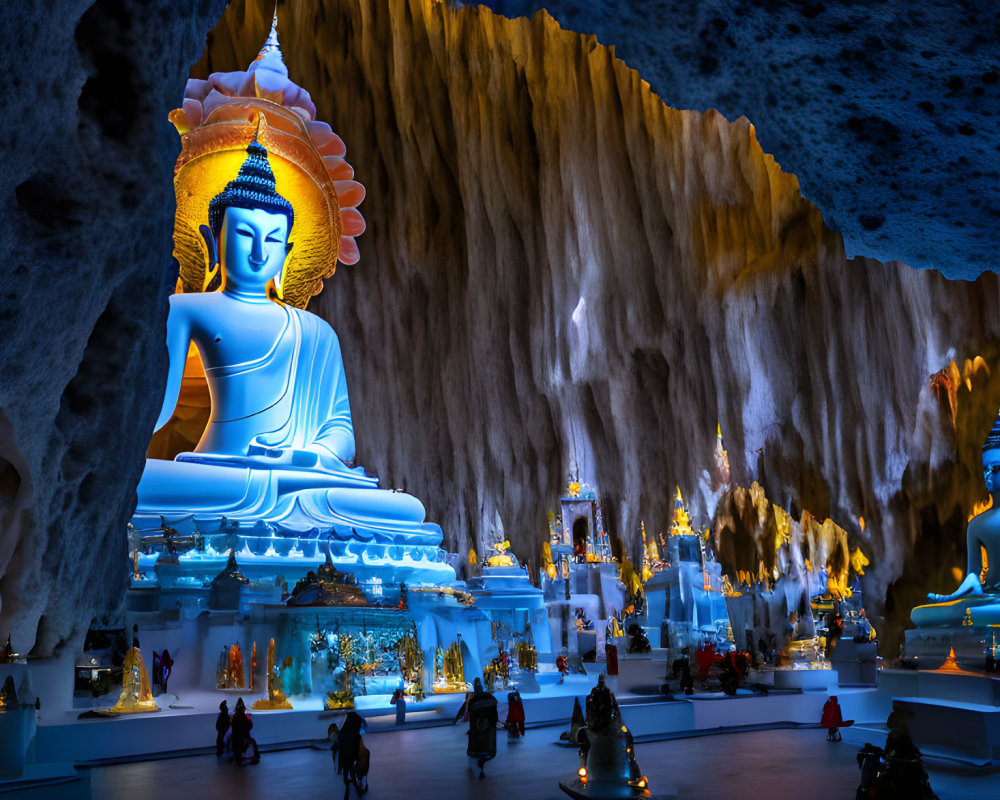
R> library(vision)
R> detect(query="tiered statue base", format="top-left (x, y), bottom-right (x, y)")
top-left (905, 623), bottom-right (1000, 671)
top-left (911, 593), bottom-right (1000, 628)
top-left (105, 701), bottom-right (160, 715)
top-left (131, 531), bottom-right (456, 596)
top-left (252, 693), bottom-right (293, 711)
top-left (876, 668), bottom-right (1000, 766)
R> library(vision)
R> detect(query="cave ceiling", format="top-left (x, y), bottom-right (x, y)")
top-left (485, 0), bottom-right (1000, 279)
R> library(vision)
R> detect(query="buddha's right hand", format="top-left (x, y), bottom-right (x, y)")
top-left (247, 443), bottom-right (319, 469)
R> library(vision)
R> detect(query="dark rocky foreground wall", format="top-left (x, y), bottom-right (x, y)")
top-left (0, 0), bottom-right (997, 657)
top-left (0, 0), bottom-right (228, 657)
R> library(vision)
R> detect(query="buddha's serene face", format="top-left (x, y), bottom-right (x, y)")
top-left (219, 206), bottom-right (290, 293)
top-left (984, 449), bottom-right (1000, 494)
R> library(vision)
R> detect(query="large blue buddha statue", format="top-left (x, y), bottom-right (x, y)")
top-left (911, 409), bottom-right (1000, 627)
top-left (132, 130), bottom-right (441, 550)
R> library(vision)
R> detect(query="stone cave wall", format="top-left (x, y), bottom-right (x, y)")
top-left (0, 0), bottom-right (227, 657)
top-left (483, 0), bottom-right (1000, 280)
top-left (199, 0), bottom-right (1000, 655)
top-left (1, 0), bottom-right (997, 658)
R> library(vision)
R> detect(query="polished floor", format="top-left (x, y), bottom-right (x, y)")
top-left (85, 722), bottom-right (993, 800)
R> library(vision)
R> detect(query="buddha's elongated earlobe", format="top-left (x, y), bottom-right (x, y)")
top-left (273, 241), bottom-right (294, 300)
top-left (199, 224), bottom-right (221, 292)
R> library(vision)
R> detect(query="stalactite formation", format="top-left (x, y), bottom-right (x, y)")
top-left (1, 0), bottom-right (997, 656)
top-left (192, 0), bottom-right (1000, 653)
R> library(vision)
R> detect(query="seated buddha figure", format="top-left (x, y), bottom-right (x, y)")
top-left (133, 133), bottom-right (439, 546)
top-left (911, 410), bottom-right (1000, 627)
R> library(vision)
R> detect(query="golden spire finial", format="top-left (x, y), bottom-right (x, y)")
top-left (671, 488), bottom-right (693, 535)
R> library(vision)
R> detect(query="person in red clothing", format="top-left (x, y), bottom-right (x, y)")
top-left (505, 689), bottom-right (525, 738)
top-left (695, 642), bottom-right (716, 682)
top-left (821, 695), bottom-right (854, 742)
top-left (556, 654), bottom-right (568, 684)
top-left (230, 697), bottom-right (260, 764)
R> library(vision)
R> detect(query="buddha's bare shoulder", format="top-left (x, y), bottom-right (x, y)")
top-left (969, 508), bottom-right (1000, 536)
top-left (287, 304), bottom-right (338, 338)
top-left (168, 290), bottom-right (227, 310)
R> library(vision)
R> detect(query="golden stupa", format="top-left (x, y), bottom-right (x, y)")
top-left (107, 647), bottom-right (160, 714)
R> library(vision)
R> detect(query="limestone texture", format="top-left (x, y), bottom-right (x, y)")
top-left (0, 0), bottom-right (227, 657)
top-left (195, 0), bottom-right (1000, 654)
top-left (1, 0), bottom-right (998, 657)
top-left (484, 0), bottom-right (1000, 280)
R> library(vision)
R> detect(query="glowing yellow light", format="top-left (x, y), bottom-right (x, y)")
top-left (850, 547), bottom-right (870, 576)
top-left (172, 104), bottom-right (344, 310)
top-left (970, 495), bottom-right (994, 522)
top-left (578, 767), bottom-right (587, 777)
top-left (638, 778), bottom-right (647, 788)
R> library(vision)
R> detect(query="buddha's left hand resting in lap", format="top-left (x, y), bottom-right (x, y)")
top-left (135, 132), bottom-right (436, 545)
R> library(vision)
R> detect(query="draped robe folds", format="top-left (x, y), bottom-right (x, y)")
top-left (134, 304), bottom-right (441, 546)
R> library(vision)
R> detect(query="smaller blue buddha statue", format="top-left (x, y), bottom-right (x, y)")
top-left (911, 409), bottom-right (1000, 627)
top-left (133, 131), bottom-right (443, 550)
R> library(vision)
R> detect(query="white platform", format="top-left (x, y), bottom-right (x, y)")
top-left (839, 668), bottom-right (1000, 766)
top-left (772, 668), bottom-right (838, 692)
top-left (895, 696), bottom-right (1000, 765)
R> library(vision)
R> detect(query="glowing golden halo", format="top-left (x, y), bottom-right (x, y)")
top-left (172, 100), bottom-right (342, 309)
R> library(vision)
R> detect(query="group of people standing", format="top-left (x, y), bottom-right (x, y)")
top-left (215, 698), bottom-right (260, 765)
top-left (209, 680), bottom-right (526, 787)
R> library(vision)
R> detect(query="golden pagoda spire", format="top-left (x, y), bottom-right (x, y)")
top-left (670, 487), bottom-right (695, 536)
top-left (640, 521), bottom-right (654, 582)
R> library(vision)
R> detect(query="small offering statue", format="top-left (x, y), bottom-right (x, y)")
top-left (0, 676), bottom-right (18, 709)
top-left (559, 675), bottom-right (651, 799)
top-left (252, 638), bottom-right (292, 710)
top-left (108, 647), bottom-right (160, 714)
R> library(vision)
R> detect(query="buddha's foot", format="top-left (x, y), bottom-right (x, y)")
top-left (927, 573), bottom-right (984, 604)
